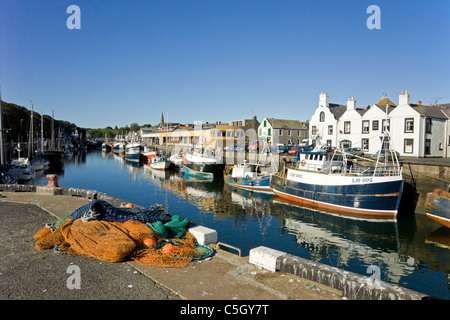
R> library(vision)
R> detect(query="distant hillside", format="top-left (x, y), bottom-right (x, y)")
top-left (0, 100), bottom-right (79, 142)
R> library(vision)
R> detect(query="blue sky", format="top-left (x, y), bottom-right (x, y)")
top-left (0, 0), bottom-right (449, 129)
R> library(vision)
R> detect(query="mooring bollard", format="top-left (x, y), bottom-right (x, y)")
top-left (46, 174), bottom-right (59, 187)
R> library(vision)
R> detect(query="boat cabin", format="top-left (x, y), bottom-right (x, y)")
top-left (296, 151), bottom-right (344, 172)
top-left (231, 161), bottom-right (257, 179)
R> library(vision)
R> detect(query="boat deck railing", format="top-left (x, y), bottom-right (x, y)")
top-left (284, 162), bottom-right (402, 177)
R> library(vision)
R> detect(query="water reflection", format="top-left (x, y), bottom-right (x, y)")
top-left (29, 151), bottom-right (449, 298)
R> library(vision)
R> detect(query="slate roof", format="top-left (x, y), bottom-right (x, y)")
top-left (265, 118), bottom-right (308, 130)
top-left (410, 104), bottom-right (449, 120)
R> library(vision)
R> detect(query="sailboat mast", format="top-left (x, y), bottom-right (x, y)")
top-left (0, 85), bottom-right (4, 166)
top-left (41, 111), bottom-right (44, 154)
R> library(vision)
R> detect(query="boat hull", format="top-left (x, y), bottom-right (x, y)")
top-left (182, 162), bottom-right (225, 177)
top-left (270, 169), bottom-right (404, 217)
top-left (150, 161), bottom-right (170, 170)
top-left (224, 174), bottom-right (273, 192)
top-left (125, 153), bottom-right (140, 162)
top-left (425, 189), bottom-right (450, 229)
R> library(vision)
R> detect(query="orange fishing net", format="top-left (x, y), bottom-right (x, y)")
top-left (130, 232), bottom-right (212, 268)
top-left (34, 217), bottom-right (213, 267)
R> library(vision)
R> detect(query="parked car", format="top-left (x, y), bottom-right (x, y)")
top-left (371, 149), bottom-right (400, 160)
top-left (223, 144), bottom-right (236, 151)
top-left (288, 146), bottom-right (302, 155)
top-left (271, 143), bottom-right (286, 154)
top-left (248, 140), bottom-right (265, 152)
top-left (343, 147), bottom-right (364, 158)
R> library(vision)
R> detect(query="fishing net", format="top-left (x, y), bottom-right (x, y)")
top-left (33, 200), bottom-right (214, 267)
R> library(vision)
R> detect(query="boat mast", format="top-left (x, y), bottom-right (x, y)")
top-left (40, 111), bottom-right (44, 154)
top-left (28, 101), bottom-right (34, 159)
top-left (0, 85), bottom-right (4, 166)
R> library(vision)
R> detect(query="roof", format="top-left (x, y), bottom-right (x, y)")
top-left (410, 104), bottom-right (449, 120)
top-left (376, 97), bottom-right (397, 108)
top-left (328, 103), bottom-right (347, 120)
top-left (265, 118), bottom-right (307, 130)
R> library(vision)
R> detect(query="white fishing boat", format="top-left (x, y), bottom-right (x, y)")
top-left (150, 156), bottom-right (170, 170)
top-left (169, 153), bottom-right (183, 169)
top-left (7, 157), bottom-right (36, 181)
top-left (182, 149), bottom-right (225, 178)
top-left (125, 142), bottom-right (141, 162)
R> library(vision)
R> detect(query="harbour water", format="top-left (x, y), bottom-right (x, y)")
top-left (31, 150), bottom-right (449, 299)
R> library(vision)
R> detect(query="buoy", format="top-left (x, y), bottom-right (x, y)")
top-left (161, 243), bottom-right (175, 254)
top-left (143, 238), bottom-right (157, 247)
top-left (124, 203), bottom-right (135, 208)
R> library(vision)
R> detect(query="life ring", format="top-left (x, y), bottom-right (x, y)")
top-left (300, 159), bottom-right (306, 166)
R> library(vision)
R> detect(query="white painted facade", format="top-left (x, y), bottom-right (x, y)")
top-left (309, 91), bottom-right (450, 157)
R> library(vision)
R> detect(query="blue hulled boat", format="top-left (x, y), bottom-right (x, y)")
top-left (125, 142), bottom-right (141, 163)
top-left (224, 160), bottom-right (274, 193)
top-left (425, 188), bottom-right (450, 229)
top-left (270, 134), bottom-right (404, 218)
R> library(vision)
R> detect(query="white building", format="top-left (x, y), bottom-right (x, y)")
top-left (309, 91), bottom-right (450, 157)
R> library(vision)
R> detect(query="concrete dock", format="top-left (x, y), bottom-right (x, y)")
top-left (0, 185), bottom-right (427, 301)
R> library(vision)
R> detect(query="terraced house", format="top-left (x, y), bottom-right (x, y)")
top-left (258, 118), bottom-right (308, 146)
top-left (309, 91), bottom-right (450, 158)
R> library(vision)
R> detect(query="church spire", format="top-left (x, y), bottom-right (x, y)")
top-left (160, 112), bottom-right (164, 126)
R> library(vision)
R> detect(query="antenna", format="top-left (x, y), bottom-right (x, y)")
top-left (430, 97), bottom-right (442, 106)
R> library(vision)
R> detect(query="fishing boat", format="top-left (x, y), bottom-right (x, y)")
top-left (150, 156), bottom-right (170, 171)
top-left (270, 133), bottom-right (404, 218)
top-left (124, 142), bottom-right (141, 163)
top-left (425, 188), bottom-right (450, 229)
top-left (182, 149), bottom-right (225, 178)
top-left (113, 142), bottom-right (125, 155)
top-left (169, 153), bottom-right (183, 169)
top-left (141, 145), bottom-right (157, 162)
top-left (224, 160), bottom-right (273, 193)
top-left (7, 157), bottom-right (36, 181)
top-left (101, 142), bottom-right (111, 152)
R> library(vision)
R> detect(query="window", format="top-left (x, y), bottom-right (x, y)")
top-left (344, 121), bottom-right (351, 134)
top-left (279, 129), bottom-right (283, 136)
top-left (320, 111), bottom-right (325, 122)
top-left (362, 138), bottom-right (369, 151)
top-left (405, 118), bottom-right (414, 133)
top-left (264, 120), bottom-right (267, 127)
top-left (328, 125), bottom-right (333, 135)
top-left (312, 126), bottom-right (317, 135)
top-left (439, 143), bottom-right (443, 150)
top-left (326, 140), bottom-right (332, 147)
top-left (288, 130), bottom-right (291, 136)
top-left (404, 139), bottom-right (413, 153)
top-left (372, 120), bottom-right (379, 131)
top-left (362, 120), bottom-right (370, 134)
top-left (259, 128), bottom-right (262, 136)
top-left (382, 119), bottom-right (390, 133)
top-left (268, 128), bottom-right (271, 136)
top-left (425, 118), bottom-right (432, 133)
